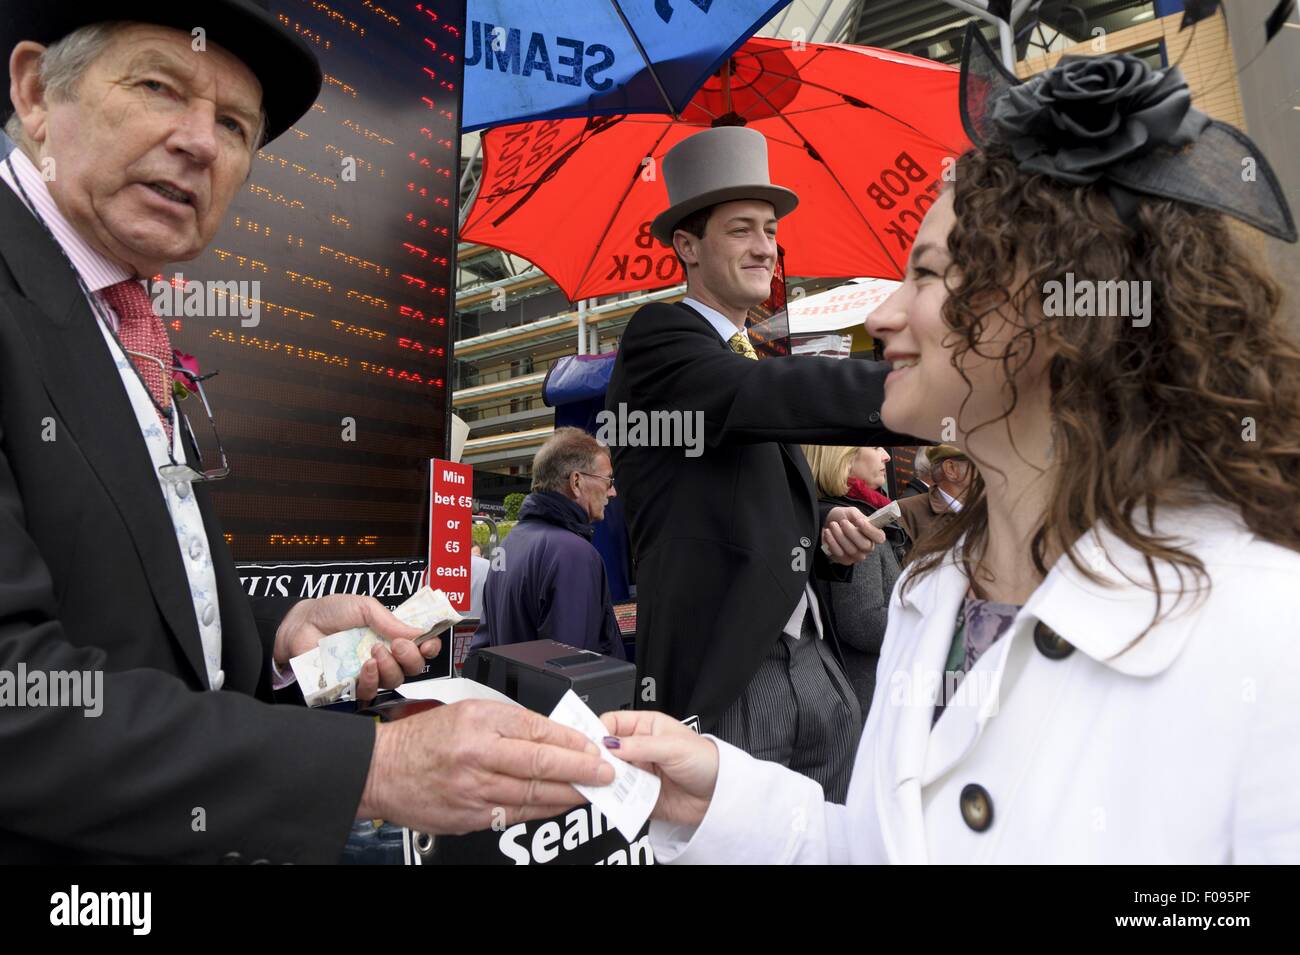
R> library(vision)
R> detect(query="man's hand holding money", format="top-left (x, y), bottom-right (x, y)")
top-left (356, 700), bottom-right (615, 835)
top-left (274, 595), bottom-right (438, 701)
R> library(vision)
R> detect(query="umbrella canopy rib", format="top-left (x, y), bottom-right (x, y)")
top-left (610, 0), bottom-right (679, 117)
top-left (741, 78), bottom-right (907, 276)
top-left (574, 120), bottom-right (677, 300)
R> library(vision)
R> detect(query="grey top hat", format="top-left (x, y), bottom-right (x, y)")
top-left (650, 126), bottom-right (799, 245)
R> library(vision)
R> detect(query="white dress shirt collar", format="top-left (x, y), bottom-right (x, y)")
top-left (682, 296), bottom-right (747, 344)
top-left (0, 144), bottom-right (133, 294)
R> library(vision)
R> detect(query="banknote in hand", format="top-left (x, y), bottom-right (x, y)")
top-left (299, 586), bottom-right (463, 704)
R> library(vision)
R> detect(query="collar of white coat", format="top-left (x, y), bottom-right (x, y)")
top-left (894, 501), bottom-right (1256, 678)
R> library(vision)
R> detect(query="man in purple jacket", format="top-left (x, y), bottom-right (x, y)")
top-left (473, 428), bottom-right (626, 659)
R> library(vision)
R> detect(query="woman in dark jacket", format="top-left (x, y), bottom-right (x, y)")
top-left (802, 445), bottom-right (904, 725)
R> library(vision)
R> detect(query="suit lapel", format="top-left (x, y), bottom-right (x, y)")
top-left (677, 299), bottom-right (819, 526)
top-left (921, 614), bottom-right (1025, 787)
top-left (0, 185), bottom-right (210, 686)
top-left (779, 442), bottom-right (816, 532)
top-left (873, 556), bottom-right (967, 862)
top-left (181, 415), bottom-right (264, 693)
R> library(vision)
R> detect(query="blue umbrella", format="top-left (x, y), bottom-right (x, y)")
top-left (461, 0), bottom-right (792, 131)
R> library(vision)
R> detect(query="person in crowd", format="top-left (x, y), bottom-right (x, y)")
top-left (468, 544), bottom-right (490, 625)
top-left (605, 125), bottom-right (917, 802)
top-left (845, 446), bottom-right (893, 510)
top-left (802, 445), bottom-right (904, 724)
top-left (0, 2), bottom-right (610, 863)
top-left (846, 446), bottom-right (908, 571)
top-left (473, 428), bottom-right (625, 659)
top-left (897, 444), bottom-right (973, 554)
top-left (584, 29), bottom-right (1300, 862)
top-left (901, 446), bottom-right (932, 498)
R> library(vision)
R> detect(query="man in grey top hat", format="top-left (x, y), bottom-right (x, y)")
top-left (606, 125), bottom-right (918, 801)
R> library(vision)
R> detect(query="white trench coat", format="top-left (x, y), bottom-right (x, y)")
top-left (650, 505), bottom-right (1300, 863)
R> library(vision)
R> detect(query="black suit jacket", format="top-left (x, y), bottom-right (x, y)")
top-left (605, 301), bottom-right (916, 725)
top-left (0, 182), bottom-right (373, 863)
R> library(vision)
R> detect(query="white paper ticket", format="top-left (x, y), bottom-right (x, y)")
top-left (548, 690), bottom-right (661, 842)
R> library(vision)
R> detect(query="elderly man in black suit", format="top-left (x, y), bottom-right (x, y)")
top-left (0, 1), bottom-right (609, 863)
top-left (606, 126), bottom-right (916, 801)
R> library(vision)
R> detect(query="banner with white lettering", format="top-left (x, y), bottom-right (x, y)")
top-left (430, 811), bottom-right (651, 865)
top-left (427, 459), bottom-right (473, 611)
top-left (238, 559), bottom-right (427, 604)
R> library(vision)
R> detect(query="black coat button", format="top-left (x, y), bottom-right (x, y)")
top-left (250, 858), bottom-right (271, 865)
top-left (960, 784), bottom-right (994, 832)
top-left (869, 411), bottom-right (881, 423)
top-left (1033, 621), bottom-right (1074, 660)
top-left (220, 851), bottom-right (242, 865)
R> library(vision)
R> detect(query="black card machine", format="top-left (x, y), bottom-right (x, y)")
top-left (463, 639), bottom-right (636, 715)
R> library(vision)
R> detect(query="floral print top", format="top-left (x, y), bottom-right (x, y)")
top-left (932, 596), bottom-right (1022, 726)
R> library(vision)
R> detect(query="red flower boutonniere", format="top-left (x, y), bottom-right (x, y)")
top-left (172, 350), bottom-right (201, 400)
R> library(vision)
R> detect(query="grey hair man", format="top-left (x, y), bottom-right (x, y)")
top-left (898, 445), bottom-right (972, 549)
top-left (0, 3), bottom-right (609, 864)
top-left (904, 446), bottom-right (933, 497)
top-left (472, 428), bottom-right (626, 659)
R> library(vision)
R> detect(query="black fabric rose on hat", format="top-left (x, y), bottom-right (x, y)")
top-left (990, 54), bottom-right (1209, 184)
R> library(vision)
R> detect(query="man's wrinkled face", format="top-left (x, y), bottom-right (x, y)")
top-left (21, 24), bottom-right (262, 275)
top-left (574, 452), bottom-right (616, 523)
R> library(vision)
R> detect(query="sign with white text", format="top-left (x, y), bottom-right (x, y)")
top-left (426, 459), bottom-right (473, 610)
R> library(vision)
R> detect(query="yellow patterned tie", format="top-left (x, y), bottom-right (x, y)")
top-left (728, 330), bottom-right (759, 361)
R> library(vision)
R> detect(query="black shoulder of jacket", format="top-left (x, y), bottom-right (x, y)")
top-left (624, 300), bottom-right (714, 341)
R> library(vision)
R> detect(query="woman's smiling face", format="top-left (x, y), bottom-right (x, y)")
top-left (865, 189), bottom-right (1051, 446)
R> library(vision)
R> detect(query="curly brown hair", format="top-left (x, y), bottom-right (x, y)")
top-left (904, 141), bottom-right (1300, 628)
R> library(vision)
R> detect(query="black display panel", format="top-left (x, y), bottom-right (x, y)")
top-left (168, 0), bottom-right (465, 561)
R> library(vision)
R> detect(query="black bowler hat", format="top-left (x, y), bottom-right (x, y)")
top-left (1, 0), bottom-right (321, 145)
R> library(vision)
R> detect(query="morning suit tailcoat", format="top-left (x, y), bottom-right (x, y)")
top-left (0, 183), bottom-right (373, 863)
top-left (605, 300), bottom-right (914, 725)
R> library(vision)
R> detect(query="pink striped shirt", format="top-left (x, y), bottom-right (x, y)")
top-left (0, 145), bottom-right (134, 331)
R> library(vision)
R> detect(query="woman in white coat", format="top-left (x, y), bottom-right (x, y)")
top-left (593, 28), bottom-right (1300, 864)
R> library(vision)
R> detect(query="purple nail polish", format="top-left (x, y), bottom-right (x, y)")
top-left (603, 736), bottom-right (621, 749)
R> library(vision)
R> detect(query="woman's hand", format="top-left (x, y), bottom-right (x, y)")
top-left (599, 710), bottom-right (720, 827)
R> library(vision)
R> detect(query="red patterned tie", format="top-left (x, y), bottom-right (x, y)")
top-left (100, 279), bottom-right (174, 441)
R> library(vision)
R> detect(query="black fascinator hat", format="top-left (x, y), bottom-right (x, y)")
top-left (958, 23), bottom-right (1295, 242)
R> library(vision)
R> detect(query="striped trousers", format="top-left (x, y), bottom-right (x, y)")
top-left (707, 611), bottom-right (862, 803)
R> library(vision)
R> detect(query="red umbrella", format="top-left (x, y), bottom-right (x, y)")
top-left (461, 36), bottom-right (969, 301)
